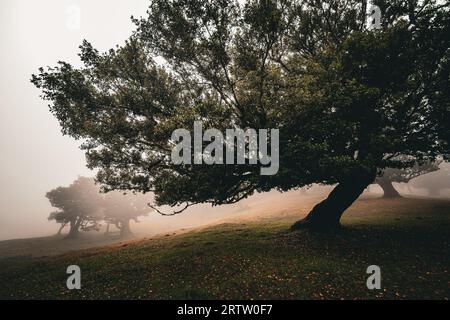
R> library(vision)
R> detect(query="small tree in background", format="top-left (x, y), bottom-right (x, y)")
top-left (375, 161), bottom-right (442, 198)
top-left (46, 177), bottom-right (103, 238)
top-left (102, 192), bottom-right (153, 238)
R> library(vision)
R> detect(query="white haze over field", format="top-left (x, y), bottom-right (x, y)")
top-left (0, 0), bottom-right (149, 240)
top-left (0, 1), bottom-right (449, 242)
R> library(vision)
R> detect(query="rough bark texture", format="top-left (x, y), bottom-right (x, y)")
top-left (291, 171), bottom-right (375, 231)
top-left (377, 179), bottom-right (402, 198)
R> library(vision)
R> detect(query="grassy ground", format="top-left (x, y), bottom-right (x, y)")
top-left (0, 197), bottom-right (448, 300)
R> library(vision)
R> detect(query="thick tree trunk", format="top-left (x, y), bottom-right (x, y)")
top-left (119, 219), bottom-right (132, 238)
top-left (67, 225), bottom-right (79, 238)
top-left (377, 179), bottom-right (401, 198)
top-left (291, 171), bottom-right (375, 231)
top-left (66, 218), bottom-right (81, 238)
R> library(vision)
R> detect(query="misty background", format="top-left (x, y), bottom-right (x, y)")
top-left (0, 0), bottom-right (150, 240)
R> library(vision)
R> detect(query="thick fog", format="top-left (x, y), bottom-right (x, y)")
top-left (0, 0), bottom-right (149, 240)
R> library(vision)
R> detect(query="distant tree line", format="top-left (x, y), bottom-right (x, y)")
top-left (46, 177), bottom-right (153, 238)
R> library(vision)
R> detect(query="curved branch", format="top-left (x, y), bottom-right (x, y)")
top-left (148, 202), bottom-right (193, 216)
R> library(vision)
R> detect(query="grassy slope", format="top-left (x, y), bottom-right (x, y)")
top-left (0, 198), bottom-right (449, 300)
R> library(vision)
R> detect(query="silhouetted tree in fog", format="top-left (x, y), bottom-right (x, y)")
top-left (103, 192), bottom-right (153, 238)
top-left (375, 161), bottom-right (442, 198)
top-left (46, 177), bottom-right (103, 238)
top-left (33, 1), bottom-right (450, 231)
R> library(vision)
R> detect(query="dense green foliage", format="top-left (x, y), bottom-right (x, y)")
top-left (32, 1), bottom-right (450, 220)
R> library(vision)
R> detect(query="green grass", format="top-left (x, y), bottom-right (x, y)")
top-left (0, 198), bottom-right (449, 299)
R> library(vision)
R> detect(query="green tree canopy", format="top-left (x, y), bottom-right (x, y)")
top-left (33, 0), bottom-right (450, 230)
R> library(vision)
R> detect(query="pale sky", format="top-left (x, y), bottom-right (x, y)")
top-left (0, 0), bottom-right (150, 240)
